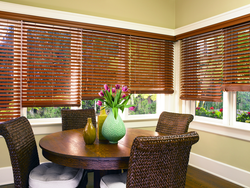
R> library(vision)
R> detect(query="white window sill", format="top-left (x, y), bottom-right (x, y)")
top-left (123, 114), bottom-right (159, 122)
top-left (190, 119), bottom-right (250, 142)
top-left (29, 116), bottom-right (158, 135)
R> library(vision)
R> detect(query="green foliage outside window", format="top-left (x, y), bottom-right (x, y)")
top-left (27, 95), bottom-right (156, 119)
top-left (27, 107), bottom-right (70, 119)
top-left (195, 101), bottom-right (223, 119)
top-left (82, 100), bottom-right (100, 115)
top-left (128, 94), bottom-right (157, 115)
top-left (236, 92), bottom-right (250, 123)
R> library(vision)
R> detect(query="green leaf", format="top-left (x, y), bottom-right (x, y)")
top-left (112, 107), bottom-right (118, 119)
top-left (120, 106), bottom-right (124, 112)
top-left (95, 98), bottom-right (104, 102)
top-left (124, 104), bottom-right (134, 108)
top-left (121, 97), bottom-right (130, 106)
top-left (114, 90), bottom-right (121, 107)
top-left (106, 90), bottom-right (113, 104)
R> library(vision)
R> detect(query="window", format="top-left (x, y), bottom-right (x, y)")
top-left (0, 19), bottom-right (21, 122)
top-left (181, 30), bottom-right (223, 120)
top-left (27, 107), bottom-right (71, 119)
top-left (128, 94), bottom-right (157, 115)
top-left (236, 91), bottom-right (250, 123)
top-left (0, 15), bottom-right (174, 122)
top-left (82, 100), bottom-right (100, 115)
top-left (195, 101), bottom-right (223, 119)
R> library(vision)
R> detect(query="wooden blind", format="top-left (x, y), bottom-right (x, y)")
top-left (181, 30), bottom-right (224, 102)
top-left (82, 30), bottom-right (128, 99)
top-left (81, 32), bottom-right (174, 98)
top-left (21, 22), bottom-right (81, 107)
top-left (222, 22), bottom-right (250, 91)
top-left (129, 36), bottom-right (174, 94)
top-left (0, 16), bottom-right (174, 121)
top-left (0, 19), bottom-right (21, 121)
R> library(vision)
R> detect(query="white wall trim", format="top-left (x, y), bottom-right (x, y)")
top-left (175, 4), bottom-right (250, 35)
top-left (1, 1), bottom-right (250, 38)
top-left (189, 152), bottom-right (250, 188)
top-left (0, 1), bottom-right (174, 36)
top-left (0, 166), bottom-right (13, 186)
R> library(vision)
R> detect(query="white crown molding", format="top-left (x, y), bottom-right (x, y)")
top-left (189, 153), bottom-right (250, 188)
top-left (1, 1), bottom-right (250, 37)
top-left (0, 1), bottom-right (174, 36)
top-left (175, 4), bottom-right (250, 36)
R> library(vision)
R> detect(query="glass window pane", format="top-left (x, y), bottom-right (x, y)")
top-left (195, 101), bottom-right (223, 119)
top-left (82, 100), bottom-right (100, 115)
top-left (27, 107), bottom-right (71, 119)
top-left (236, 91), bottom-right (250, 123)
top-left (128, 94), bottom-right (157, 115)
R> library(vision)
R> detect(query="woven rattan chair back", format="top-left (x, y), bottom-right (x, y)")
top-left (127, 131), bottom-right (199, 188)
top-left (156, 111), bottom-right (194, 135)
top-left (61, 109), bottom-right (96, 131)
top-left (0, 116), bottom-right (39, 188)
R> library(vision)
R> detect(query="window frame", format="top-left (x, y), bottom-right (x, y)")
top-left (185, 91), bottom-right (250, 141)
top-left (26, 95), bottom-right (163, 126)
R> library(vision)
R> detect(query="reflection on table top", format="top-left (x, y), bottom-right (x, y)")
top-left (39, 128), bottom-right (166, 170)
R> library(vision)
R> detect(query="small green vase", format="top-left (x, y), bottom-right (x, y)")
top-left (83, 118), bottom-right (96, 145)
top-left (102, 109), bottom-right (126, 144)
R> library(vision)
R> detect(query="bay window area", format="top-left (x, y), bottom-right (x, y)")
top-left (180, 18), bottom-right (250, 134)
top-left (0, 14), bottom-right (174, 124)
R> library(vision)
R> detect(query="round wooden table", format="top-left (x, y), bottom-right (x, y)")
top-left (39, 128), bottom-right (166, 188)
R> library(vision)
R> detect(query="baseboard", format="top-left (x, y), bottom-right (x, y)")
top-left (1, 154), bottom-right (249, 187)
top-left (189, 152), bottom-right (250, 188)
top-left (0, 166), bottom-right (13, 185)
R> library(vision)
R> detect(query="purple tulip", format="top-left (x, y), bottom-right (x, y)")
top-left (115, 84), bottom-right (120, 89)
top-left (129, 106), bottom-right (135, 111)
top-left (104, 84), bottom-right (109, 90)
top-left (122, 85), bottom-right (128, 92)
top-left (98, 90), bottom-right (104, 97)
top-left (122, 94), bottom-right (126, 98)
top-left (112, 88), bottom-right (116, 93)
top-left (108, 88), bottom-right (110, 92)
top-left (97, 100), bottom-right (102, 106)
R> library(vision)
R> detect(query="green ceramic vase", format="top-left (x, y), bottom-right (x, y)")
top-left (102, 109), bottom-right (126, 144)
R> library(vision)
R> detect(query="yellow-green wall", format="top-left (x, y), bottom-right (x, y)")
top-left (0, 0), bottom-right (175, 29)
top-left (175, 0), bottom-right (250, 28)
top-left (1, 127), bottom-right (250, 173)
top-left (0, 135), bottom-right (48, 168)
top-left (0, 0), bottom-right (250, 176)
top-left (2, 0), bottom-right (249, 29)
top-left (189, 129), bottom-right (250, 172)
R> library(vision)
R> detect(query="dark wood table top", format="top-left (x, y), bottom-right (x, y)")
top-left (39, 128), bottom-right (167, 170)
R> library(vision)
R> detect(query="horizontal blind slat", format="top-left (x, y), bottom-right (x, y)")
top-left (181, 29), bottom-right (223, 101)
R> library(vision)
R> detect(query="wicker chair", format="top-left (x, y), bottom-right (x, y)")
top-left (156, 111), bottom-right (194, 135)
top-left (61, 109), bottom-right (96, 131)
top-left (0, 116), bottom-right (86, 188)
top-left (100, 131), bottom-right (199, 188)
top-left (61, 108), bottom-right (97, 184)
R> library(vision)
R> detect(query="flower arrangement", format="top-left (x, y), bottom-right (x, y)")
top-left (95, 84), bottom-right (135, 119)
